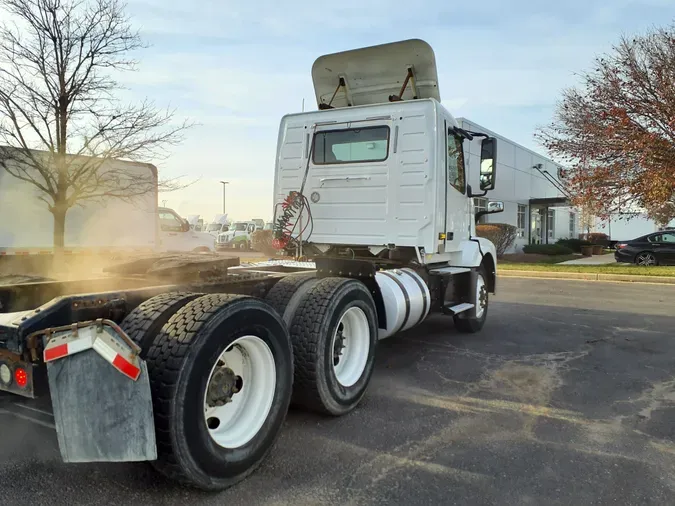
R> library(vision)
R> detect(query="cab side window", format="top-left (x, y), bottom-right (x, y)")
top-left (446, 123), bottom-right (466, 193)
top-left (159, 211), bottom-right (183, 232)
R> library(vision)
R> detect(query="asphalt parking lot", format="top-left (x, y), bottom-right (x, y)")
top-left (2, 277), bottom-right (675, 505)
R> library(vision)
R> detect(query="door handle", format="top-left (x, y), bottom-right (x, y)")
top-left (320, 176), bottom-right (371, 186)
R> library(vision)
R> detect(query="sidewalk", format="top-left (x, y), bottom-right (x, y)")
top-left (558, 255), bottom-right (617, 265)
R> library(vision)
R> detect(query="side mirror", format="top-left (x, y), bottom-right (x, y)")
top-left (487, 201), bottom-right (504, 214)
top-left (181, 220), bottom-right (190, 232)
top-left (479, 137), bottom-right (497, 191)
top-left (475, 200), bottom-right (505, 224)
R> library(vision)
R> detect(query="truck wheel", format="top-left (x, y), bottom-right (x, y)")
top-left (264, 273), bottom-right (319, 326)
top-left (289, 277), bottom-right (377, 416)
top-left (250, 279), bottom-right (278, 299)
top-left (453, 267), bottom-right (488, 333)
top-left (121, 292), bottom-right (202, 358)
top-left (146, 294), bottom-right (293, 491)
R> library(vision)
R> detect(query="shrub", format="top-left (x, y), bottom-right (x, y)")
top-left (587, 232), bottom-right (609, 246)
top-left (522, 244), bottom-right (574, 255)
top-left (250, 229), bottom-right (279, 256)
top-left (556, 238), bottom-right (591, 253)
top-left (475, 223), bottom-right (517, 258)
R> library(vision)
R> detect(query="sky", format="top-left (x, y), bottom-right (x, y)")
top-left (118, 0), bottom-right (674, 223)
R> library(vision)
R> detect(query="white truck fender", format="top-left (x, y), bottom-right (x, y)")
top-left (455, 238), bottom-right (498, 293)
top-left (456, 238), bottom-right (497, 267)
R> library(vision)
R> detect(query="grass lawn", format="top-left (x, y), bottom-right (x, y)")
top-left (499, 262), bottom-right (675, 277)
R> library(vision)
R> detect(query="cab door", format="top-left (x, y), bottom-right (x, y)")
top-left (158, 209), bottom-right (185, 251)
top-left (443, 120), bottom-right (469, 252)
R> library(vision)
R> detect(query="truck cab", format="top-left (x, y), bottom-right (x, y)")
top-left (273, 39), bottom-right (504, 268)
top-left (216, 221), bottom-right (257, 250)
top-left (205, 213), bottom-right (231, 236)
top-left (157, 207), bottom-right (216, 253)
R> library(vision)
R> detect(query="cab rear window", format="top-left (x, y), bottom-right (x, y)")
top-left (312, 126), bottom-right (389, 165)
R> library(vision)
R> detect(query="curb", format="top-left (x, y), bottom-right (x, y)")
top-left (498, 270), bottom-right (675, 285)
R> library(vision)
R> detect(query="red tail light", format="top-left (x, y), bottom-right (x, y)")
top-left (14, 367), bottom-right (28, 388)
top-left (616, 243), bottom-right (628, 249)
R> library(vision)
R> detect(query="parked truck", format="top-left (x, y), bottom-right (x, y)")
top-left (0, 39), bottom-right (504, 491)
top-left (205, 213), bottom-right (231, 236)
top-left (216, 221), bottom-right (257, 250)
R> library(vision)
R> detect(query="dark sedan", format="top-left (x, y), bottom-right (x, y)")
top-left (614, 231), bottom-right (675, 266)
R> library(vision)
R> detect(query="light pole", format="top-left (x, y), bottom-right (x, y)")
top-left (220, 181), bottom-right (229, 214)
top-left (162, 199), bottom-right (168, 207)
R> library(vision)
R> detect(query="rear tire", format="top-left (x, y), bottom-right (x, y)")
top-left (120, 292), bottom-right (202, 358)
top-left (145, 294), bottom-right (293, 491)
top-left (635, 251), bottom-right (658, 266)
top-left (289, 277), bottom-right (377, 416)
top-left (264, 273), bottom-right (319, 326)
top-left (453, 267), bottom-right (488, 333)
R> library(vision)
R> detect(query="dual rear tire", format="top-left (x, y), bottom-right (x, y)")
top-left (121, 293), bottom-right (293, 491)
top-left (119, 279), bottom-right (378, 490)
top-left (265, 275), bottom-right (378, 416)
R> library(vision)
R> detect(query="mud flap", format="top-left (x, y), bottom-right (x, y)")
top-left (44, 321), bottom-right (157, 463)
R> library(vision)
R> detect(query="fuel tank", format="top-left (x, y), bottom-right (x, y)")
top-left (375, 267), bottom-right (430, 339)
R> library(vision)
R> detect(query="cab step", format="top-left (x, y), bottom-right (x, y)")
top-left (442, 302), bottom-right (474, 315)
top-left (428, 266), bottom-right (471, 276)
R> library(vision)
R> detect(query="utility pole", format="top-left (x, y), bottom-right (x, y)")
top-left (162, 199), bottom-right (168, 207)
top-left (220, 181), bottom-right (229, 214)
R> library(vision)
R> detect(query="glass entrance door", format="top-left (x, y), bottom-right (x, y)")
top-left (531, 209), bottom-right (543, 244)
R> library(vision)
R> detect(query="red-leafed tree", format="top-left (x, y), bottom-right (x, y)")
top-left (536, 23), bottom-right (675, 226)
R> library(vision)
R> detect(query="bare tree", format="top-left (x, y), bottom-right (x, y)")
top-left (0, 0), bottom-right (191, 248)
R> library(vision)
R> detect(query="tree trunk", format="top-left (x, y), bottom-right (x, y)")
top-left (52, 205), bottom-right (67, 250)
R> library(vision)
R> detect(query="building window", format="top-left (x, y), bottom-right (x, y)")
top-left (474, 197), bottom-right (488, 224)
top-left (312, 126), bottom-right (390, 165)
top-left (547, 209), bottom-right (555, 240)
top-left (569, 212), bottom-right (576, 238)
top-left (517, 204), bottom-right (527, 238)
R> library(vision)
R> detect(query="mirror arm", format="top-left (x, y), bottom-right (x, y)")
top-left (465, 130), bottom-right (489, 139)
top-left (467, 184), bottom-right (488, 198)
top-left (475, 210), bottom-right (489, 224)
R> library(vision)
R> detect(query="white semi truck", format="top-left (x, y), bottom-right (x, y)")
top-left (0, 39), bottom-right (504, 491)
top-left (205, 213), bottom-right (231, 236)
